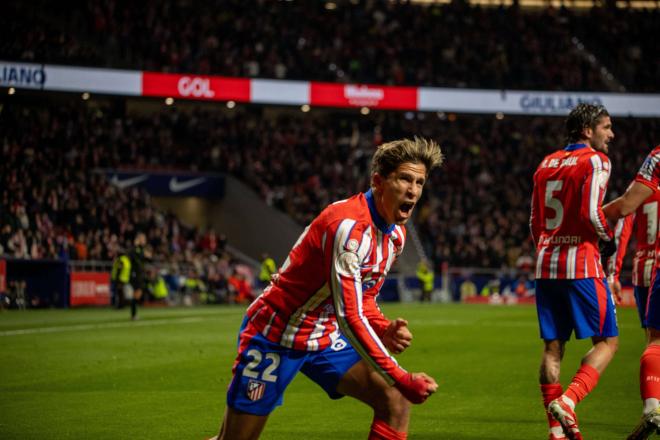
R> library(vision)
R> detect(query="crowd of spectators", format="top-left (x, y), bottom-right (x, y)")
top-left (1, 0), bottom-right (657, 92)
top-left (0, 101), bottom-right (255, 303)
top-left (2, 97), bottom-right (658, 272)
top-left (571, 7), bottom-right (659, 92)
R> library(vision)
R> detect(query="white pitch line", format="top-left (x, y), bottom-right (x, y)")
top-left (0, 316), bottom-right (205, 336)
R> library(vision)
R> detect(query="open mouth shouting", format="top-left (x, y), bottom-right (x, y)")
top-left (397, 201), bottom-right (415, 221)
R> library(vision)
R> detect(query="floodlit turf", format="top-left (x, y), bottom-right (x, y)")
top-left (0, 303), bottom-right (646, 439)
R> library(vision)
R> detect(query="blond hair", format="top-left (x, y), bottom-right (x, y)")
top-left (371, 137), bottom-right (444, 177)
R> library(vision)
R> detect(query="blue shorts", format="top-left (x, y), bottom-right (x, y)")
top-left (535, 278), bottom-right (618, 341)
top-left (647, 276), bottom-right (660, 330)
top-left (226, 318), bottom-right (362, 416)
top-left (634, 285), bottom-right (650, 328)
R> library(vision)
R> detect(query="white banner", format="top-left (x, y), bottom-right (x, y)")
top-left (1, 61), bottom-right (659, 117)
top-left (46, 65), bottom-right (141, 95)
top-left (418, 88), bottom-right (660, 117)
top-left (251, 79), bottom-right (309, 105)
top-left (0, 61), bottom-right (141, 95)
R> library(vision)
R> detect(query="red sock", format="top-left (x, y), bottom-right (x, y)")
top-left (368, 418), bottom-right (407, 440)
top-left (564, 364), bottom-right (600, 405)
top-left (541, 383), bottom-right (563, 427)
top-left (640, 345), bottom-right (660, 400)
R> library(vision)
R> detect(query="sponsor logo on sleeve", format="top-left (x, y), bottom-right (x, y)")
top-left (336, 252), bottom-right (359, 277)
top-left (639, 155), bottom-right (656, 181)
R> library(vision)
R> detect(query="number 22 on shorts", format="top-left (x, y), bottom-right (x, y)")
top-left (242, 349), bottom-right (280, 382)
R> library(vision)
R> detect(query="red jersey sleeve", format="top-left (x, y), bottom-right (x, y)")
top-left (580, 152), bottom-right (613, 241)
top-left (323, 218), bottom-right (406, 385)
top-left (362, 279), bottom-right (391, 338)
top-left (530, 169), bottom-right (543, 246)
top-left (607, 214), bottom-right (634, 280)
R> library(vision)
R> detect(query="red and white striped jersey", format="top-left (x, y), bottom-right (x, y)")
top-left (530, 143), bottom-right (613, 279)
top-left (607, 191), bottom-right (660, 287)
top-left (246, 190), bottom-right (408, 385)
top-left (633, 145), bottom-right (660, 274)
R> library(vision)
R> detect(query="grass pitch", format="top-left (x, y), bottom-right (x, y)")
top-left (0, 303), bottom-right (646, 439)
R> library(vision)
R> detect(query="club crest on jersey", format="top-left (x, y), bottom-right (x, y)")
top-left (246, 380), bottom-right (266, 401)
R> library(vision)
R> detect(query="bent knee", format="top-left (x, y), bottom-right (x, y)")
top-left (599, 336), bottom-right (619, 355)
top-left (371, 385), bottom-right (411, 418)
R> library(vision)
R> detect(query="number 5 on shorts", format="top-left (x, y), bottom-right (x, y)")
top-left (243, 349), bottom-right (280, 382)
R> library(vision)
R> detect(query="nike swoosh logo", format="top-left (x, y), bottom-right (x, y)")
top-left (169, 177), bottom-right (206, 193)
top-left (110, 174), bottom-right (149, 189)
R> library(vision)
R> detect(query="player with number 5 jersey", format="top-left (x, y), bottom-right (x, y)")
top-left (530, 141), bottom-right (613, 279)
top-left (529, 103), bottom-right (618, 440)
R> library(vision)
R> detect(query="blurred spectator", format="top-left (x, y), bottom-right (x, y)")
top-left (459, 277), bottom-right (478, 301)
top-left (258, 252), bottom-right (276, 289)
top-left (228, 270), bottom-right (254, 304)
top-left (416, 259), bottom-right (434, 302)
top-left (513, 274), bottom-right (535, 298)
top-left (181, 268), bottom-right (206, 306)
top-left (72, 233), bottom-right (88, 260)
top-left (112, 251), bottom-right (132, 309)
top-left (146, 268), bottom-right (169, 303)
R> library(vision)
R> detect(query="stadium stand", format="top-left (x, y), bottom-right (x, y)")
top-left (0, 101), bottom-right (250, 304)
top-left (1, 98), bottom-right (658, 272)
top-left (1, 1), bottom-right (657, 92)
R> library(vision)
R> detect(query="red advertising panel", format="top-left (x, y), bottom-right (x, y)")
top-left (142, 72), bottom-right (250, 102)
top-left (0, 259), bottom-right (5, 293)
top-left (70, 272), bottom-right (111, 306)
top-left (310, 82), bottom-right (418, 110)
